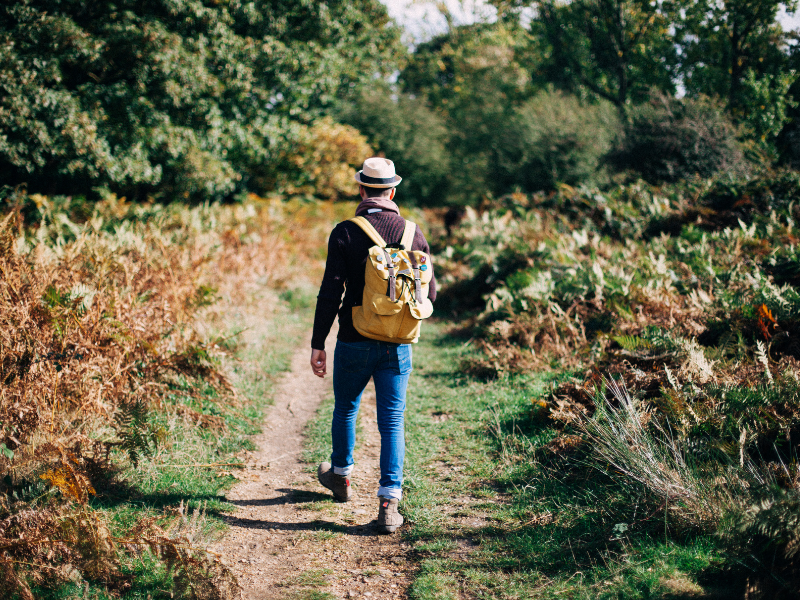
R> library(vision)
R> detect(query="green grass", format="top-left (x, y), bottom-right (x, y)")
top-left (278, 568), bottom-right (333, 588)
top-left (285, 591), bottom-right (337, 600)
top-left (401, 320), bottom-right (733, 600)
top-left (303, 392), bottom-right (336, 468)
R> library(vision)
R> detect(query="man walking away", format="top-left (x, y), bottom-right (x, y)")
top-left (310, 157), bottom-right (436, 533)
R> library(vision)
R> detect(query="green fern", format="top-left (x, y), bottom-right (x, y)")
top-left (613, 335), bottom-right (652, 351)
top-left (726, 490), bottom-right (800, 558)
top-left (113, 399), bottom-right (163, 467)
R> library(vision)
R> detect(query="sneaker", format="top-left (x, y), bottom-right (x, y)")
top-left (317, 462), bottom-right (352, 502)
top-left (377, 497), bottom-right (403, 533)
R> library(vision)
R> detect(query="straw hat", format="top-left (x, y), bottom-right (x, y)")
top-left (354, 157), bottom-right (402, 188)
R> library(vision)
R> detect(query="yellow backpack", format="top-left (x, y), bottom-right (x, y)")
top-left (350, 216), bottom-right (434, 344)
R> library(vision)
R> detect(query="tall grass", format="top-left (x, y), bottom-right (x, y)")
top-left (582, 379), bottom-right (759, 531)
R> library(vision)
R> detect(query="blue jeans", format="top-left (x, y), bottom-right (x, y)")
top-left (331, 339), bottom-right (412, 499)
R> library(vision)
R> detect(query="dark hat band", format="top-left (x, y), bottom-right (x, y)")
top-left (359, 173), bottom-right (397, 185)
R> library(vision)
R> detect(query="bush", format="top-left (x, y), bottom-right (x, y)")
top-left (277, 118), bottom-right (372, 201)
top-left (336, 89), bottom-right (452, 205)
top-left (613, 92), bottom-right (749, 183)
top-left (501, 90), bottom-right (621, 192)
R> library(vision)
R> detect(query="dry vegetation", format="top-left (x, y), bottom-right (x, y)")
top-left (433, 171), bottom-right (800, 593)
top-left (0, 190), bottom-right (347, 599)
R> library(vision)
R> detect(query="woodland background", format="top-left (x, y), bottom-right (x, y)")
top-left (4, 0), bottom-right (800, 206)
top-left (4, 1), bottom-right (800, 599)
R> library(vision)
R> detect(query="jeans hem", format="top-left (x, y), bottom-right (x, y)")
top-left (377, 486), bottom-right (402, 499)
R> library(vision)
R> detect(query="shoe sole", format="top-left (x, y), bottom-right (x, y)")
top-left (378, 525), bottom-right (400, 533)
top-left (377, 519), bottom-right (403, 533)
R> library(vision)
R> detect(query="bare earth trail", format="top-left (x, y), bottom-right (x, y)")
top-left (211, 328), bottom-right (414, 599)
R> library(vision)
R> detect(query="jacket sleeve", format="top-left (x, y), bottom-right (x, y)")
top-left (311, 225), bottom-right (348, 350)
top-left (413, 228), bottom-right (437, 303)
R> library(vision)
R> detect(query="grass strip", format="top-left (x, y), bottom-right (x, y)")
top-left (402, 321), bottom-right (732, 600)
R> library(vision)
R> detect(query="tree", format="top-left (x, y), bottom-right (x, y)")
top-left (0, 0), bottom-right (404, 201)
top-left (610, 92), bottom-right (747, 183)
top-left (336, 88), bottom-right (451, 206)
top-left (401, 22), bottom-right (536, 203)
top-left (677, 1), bottom-right (797, 115)
top-left (529, 0), bottom-right (680, 112)
top-left (503, 90), bottom-right (620, 191)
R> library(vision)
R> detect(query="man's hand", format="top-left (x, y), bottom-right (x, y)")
top-left (310, 349), bottom-right (327, 378)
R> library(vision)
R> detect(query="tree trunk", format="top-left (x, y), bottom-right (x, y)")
top-left (730, 22), bottom-right (742, 113)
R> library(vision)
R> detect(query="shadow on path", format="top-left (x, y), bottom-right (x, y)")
top-left (220, 515), bottom-right (383, 537)
top-left (226, 488), bottom-right (331, 507)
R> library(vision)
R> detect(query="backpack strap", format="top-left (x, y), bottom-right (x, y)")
top-left (402, 221), bottom-right (420, 303)
top-left (349, 216), bottom-right (387, 248)
top-left (384, 247), bottom-right (396, 302)
top-left (400, 220), bottom-right (416, 250)
top-left (350, 216), bottom-right (397, 301)
top-left (408, 253), bottom-right (422, 305)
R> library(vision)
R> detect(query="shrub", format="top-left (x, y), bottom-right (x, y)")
top-left (0, 191), bottom-right (345, 597)
top-left (612, 92), bottom-right (749, 183)
top-left (277, 118), bottom-right (372, 201)
top-left (336, 89), bottom-right (452, 205)
top-left (581, 380), bottom-right (745, 531)
top-left (501, 90), bottom-right (621, 192)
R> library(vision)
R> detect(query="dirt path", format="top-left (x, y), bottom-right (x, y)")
top-left (212, 331), bottom-right (414, 599)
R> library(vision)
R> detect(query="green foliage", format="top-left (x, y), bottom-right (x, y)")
top-left (612, 93), bottom-right (748, 183)
top-left (401, 22), bottom-right (536, 204)
top-left (434, 163), bottom-right (800, 588)
top-left (726, 490), bottom-right (800, 558)
top-left (113, 399), bottom-right (163, 468)
top-left (677, 0), bottom-right (796, 114)
top-left (765, 246), bottom-right (800, 288)
top-left (387, 3), bottom-right (797, 203)
top-left (738, 69), bottom-right (799, 156)
top-left (387, 322), bottom-right (730, 599)
top-left (0, 0), bottom-right (402, 201)
top-left (502, 89), bottom-right (620, 191)
top-left (336, 88), bottom-right (451, 205)
top-left (613, 327), bottom-right (683, 355)
top-left (531, 0), bottom-right (680, 109)
top-left (402, 22), bottom-right (533, 116)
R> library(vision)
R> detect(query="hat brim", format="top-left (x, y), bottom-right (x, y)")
top-left (355, 172), bottom-right (402, 188)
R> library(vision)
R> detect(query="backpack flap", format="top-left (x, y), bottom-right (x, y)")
top-left (364, 246), bottom-right (399, 305)
top-left (366, 247), bottom-right (432, 310)
top-left (409, 297), bottom-right (434, 319)
top-left (370, 294), bottom-right (405, 315)
top-left (408, 251), bottom-right (433, 284)
top-left (367, 246), bottom-right (394, 279)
